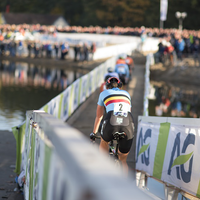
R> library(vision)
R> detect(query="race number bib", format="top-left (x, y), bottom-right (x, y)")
top-left (113, 102), bottom-right (129, 117)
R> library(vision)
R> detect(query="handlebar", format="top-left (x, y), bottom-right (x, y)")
top-left (90, 132), bottom-right (101, 141)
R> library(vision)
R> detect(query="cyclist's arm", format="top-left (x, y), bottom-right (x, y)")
top-left (92, 105), bottom-right (104, 134)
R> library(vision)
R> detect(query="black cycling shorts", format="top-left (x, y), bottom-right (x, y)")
top-left (119, 74), bottom-right (128, 85)
top-left (100, 111), bottom-right (134, 153)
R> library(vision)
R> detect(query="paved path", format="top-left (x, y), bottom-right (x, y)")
top-left (67, 56), bottom-right (146, 172)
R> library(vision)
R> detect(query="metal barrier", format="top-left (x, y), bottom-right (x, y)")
top-left (22, 110), bottom-right (155, 200)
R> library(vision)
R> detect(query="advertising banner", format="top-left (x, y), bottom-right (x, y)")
top-left (60, 86), bottom-right (71, 122)
top-left (72, 79), bottom-right (80, 112)
top-left (79, 74), bottom-right (88, 104)
top-left (136, 120), bottom-right (200, 198)
top-left (160, 0), bottom-right (168, 21)
top-left (48, 95), bottom-right (61, 119)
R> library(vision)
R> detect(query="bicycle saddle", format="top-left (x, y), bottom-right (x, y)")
top-left (113, 132), bottom-right (126, 140)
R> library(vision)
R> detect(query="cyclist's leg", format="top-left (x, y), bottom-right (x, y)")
top-left (118, 151), bottom-right (129, 175)
top-left (99, 138), bottom-right (109, 153)
top-left (118, 138), bottom-right (133, 175)
top-left (118, 113), bottom-right (134, 175)
top-left (100, 112), bottom-right (114, 153)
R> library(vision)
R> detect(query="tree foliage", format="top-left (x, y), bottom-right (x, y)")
top-left (0, 0), bottom-right (199, 29)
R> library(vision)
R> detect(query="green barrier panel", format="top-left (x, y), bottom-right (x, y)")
top-left (153, 122), bottom-right (170, 180)
top-left (12, 122), bottom-right (26, 174)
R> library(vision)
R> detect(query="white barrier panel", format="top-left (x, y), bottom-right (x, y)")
top-left (57, 33), bottom-right (143, 44)
top-left (22, 110), bottom-right (155, 200)
top-left (136, 116), bottom-right (200, 198)
top-left (93, 42), bottom-right (139, 60)
top-left (39, 55), bottom-right (116, 121)
top-left (56, 33), bottom-right (160, 60)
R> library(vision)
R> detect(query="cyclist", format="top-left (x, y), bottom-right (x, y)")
top-left (100, 67), bottom-right (119, 92)
top-left (116, 53), bottom-right (127, 65)
top-left (115, 63), bottom-right (129, 89)
top-left (90, 77), bottom-right (134, 175)
top-left (125, 55), bottom-right (134, 79)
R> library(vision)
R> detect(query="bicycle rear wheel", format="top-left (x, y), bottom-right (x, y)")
top-left (109, 154), bottom-right (121, 170)
top-left (114, 159), bottom-right (121, 169)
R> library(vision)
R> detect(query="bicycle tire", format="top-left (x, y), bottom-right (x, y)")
top-left (114, 159), bottom-right (121, 170)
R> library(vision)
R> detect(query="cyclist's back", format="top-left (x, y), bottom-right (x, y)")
top-left (125, 55), bottom-right (134, 70)
top-left (115, 63), bottom-right (129, 85)
top-left (116, 58), bottom-right (126, 65)
top-left (100, 67), bottom-right (119, 93)
top-left (91, 77), bottom-right (134, 175)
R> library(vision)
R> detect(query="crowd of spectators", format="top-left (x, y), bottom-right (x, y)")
top-left (0, 23), bottom-right (199, 38)
top-left (0, 35), bottom-right (96, 62)
top-left (0, 24), bottom-right (200, 64)
top-left (152, 29), bottom-right (200, 66)
top-left (154, 85), bottom-right (200, 118)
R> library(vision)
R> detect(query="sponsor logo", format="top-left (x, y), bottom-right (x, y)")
top-left (74, 82), bottom-right (79, 107)
top-left (63, 91), bottom-right (69, 117)
top-left (167, 132), bottom-right (195, 183)
top-left (136, 128), bottom-right (151, 166)
top-left (116, 117), bottom-right (123, 124)
top-left (82, 78), bottom-right (87, 100)
top-left (49, 100), bottom-right (57, 116)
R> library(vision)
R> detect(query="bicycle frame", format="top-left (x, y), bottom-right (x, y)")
top-left (93, 132), bottom-right (126, 160)
top-left (109, 140), bottom-right (119, 159)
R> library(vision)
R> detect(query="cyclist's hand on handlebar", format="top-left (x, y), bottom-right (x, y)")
top-left (90, 132), bottom-right (96, 141)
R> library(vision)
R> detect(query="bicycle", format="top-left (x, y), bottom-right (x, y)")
top-left (90, 132), bottom-right (126, 168)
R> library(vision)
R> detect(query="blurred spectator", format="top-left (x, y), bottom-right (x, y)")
top-left (174, 36), bottom-right (185, 61)
top-left (0, 33), bottom-right (4, 56)
top-left (41, 41), bottom-right (46, 58)
top-left (60, 42), bottom-right (69, 60)
top-left (154, 39), bottom-right (165, 63)
top-left (18, 40), bottom-right (23, 57)
top-left (164, 38), bottom-right (174, 66)
top-left (27, 41), bottom-right (32, 57)
top-left (54, 42), bottom-right (60, 59)
top-left (33, 41), bottom-right (40, 58)
top-left (90, 42), bottom-right (96, 60)
top-left (9, 40), bottom-right (16, 56)
top-left (183, 32), bottom-right (191, 55)
top-left (47, 41), bottom-right (52, 58)
top-left (83, 43), bottom-right (89, 61)
top-left (79, 43), bottom-right (84, 61)
top-left (192, 39), bottom-right (200, 67)
top-left (140, 26), bottom-right (147, 52)
top-left (74, 43), bottom-right (80, 62)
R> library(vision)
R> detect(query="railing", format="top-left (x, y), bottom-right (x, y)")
top-left (20, 110), bottom-right (155, 200)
